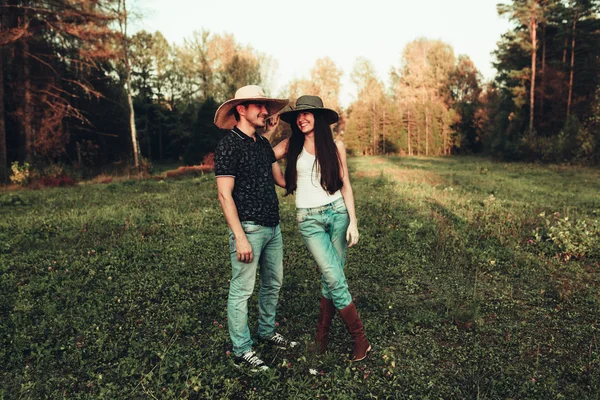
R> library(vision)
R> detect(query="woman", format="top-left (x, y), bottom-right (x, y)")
top-left (275, 95), bottom-right (370, 362)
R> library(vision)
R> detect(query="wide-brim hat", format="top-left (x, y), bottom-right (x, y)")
top-left (280, 95), bottom-right (339, 125)
top-left (214, 85), bottom-right (289, 129)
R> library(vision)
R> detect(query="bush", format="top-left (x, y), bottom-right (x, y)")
top-left (165, 165), bottom-right (213, 179)
top-left (37, 175), bottom-right (77, 188)
top-left (164, 154), bottom-right (214, 179)
top-left (9, 161), bottom-right (30, 186)
top-left (535, 211), bottom-right (600, 261)
top-left (201, 152), bottom-right (215, 170)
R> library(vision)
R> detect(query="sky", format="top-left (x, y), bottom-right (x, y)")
top-left (133, 0), bottom-right (512, 108)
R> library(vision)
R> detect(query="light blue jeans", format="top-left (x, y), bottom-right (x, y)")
top-left (296, 197), bottom-right (352, 310)
top-left (227, 222), bottom-right (283, 356)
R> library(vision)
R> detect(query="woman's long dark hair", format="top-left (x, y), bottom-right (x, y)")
top-left (284, 111), bottom-right (343, 196)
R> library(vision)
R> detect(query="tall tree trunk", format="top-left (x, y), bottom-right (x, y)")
top-left (121, 0), bottom-right (140, 170)
top-left (529, 13), bottom-right (537, 135)
top-left (126, 67), bottom-right (139, 169)
top-left (0, 46), bottom-right (7, 183)
top-left (566, 10), bottom-right (577, 119)
top-left (417, 124), bottom-right (421, 156)
top-left (158, 124), bottom-right (163, 160)
top-left (382, 108), bottom-right (386, 155)
top-left (562, 30), bottom-right (568, 63)
top-left (417, 102), bottom-right (422, 157)
top-left (425, 109), bottom-right (429, 156)
top-left (371, 102), bottom-right (376, 155)
top-left (16, 0), bottom-right (35, 162)
top-left (407, 110), bottom-right (412, 156)
top-left (21, 37), bottom-right (34, 162)
top-left (145, 105), bottom-right (151, 160)
top-left (442, 123), bottom-right (446, 156)
top-left (540, 23), bottom-right (546, 119)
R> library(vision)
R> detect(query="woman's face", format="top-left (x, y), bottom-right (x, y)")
top-left (296, 111), bottom-right (315, 134)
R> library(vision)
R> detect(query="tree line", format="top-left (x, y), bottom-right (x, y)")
top-left (1, 0), bottom-right (599, 183)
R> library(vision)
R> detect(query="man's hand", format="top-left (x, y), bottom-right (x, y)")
top-left (346, 222), bottom-right (359, 247)
top-left (236, 234), bottom-right (253, 263)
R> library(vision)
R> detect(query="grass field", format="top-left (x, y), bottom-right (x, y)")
top-left (1, 156), bottom-right (599, 399)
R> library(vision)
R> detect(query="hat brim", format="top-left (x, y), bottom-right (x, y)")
top-left (214, 98), bottom-right (289, 130)
top-left (280, 107), bottom-right (339, 125)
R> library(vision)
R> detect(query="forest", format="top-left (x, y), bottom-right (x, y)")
top-left (1, 0), bottom-right (599, 185)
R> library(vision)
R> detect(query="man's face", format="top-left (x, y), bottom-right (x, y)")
top-left (241, 102), bottom-right (269, 128)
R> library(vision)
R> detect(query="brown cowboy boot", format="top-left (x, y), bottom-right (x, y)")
top-left (314, 297), bottom-right (336, 353)
top-left (338, 302), bottom-right (371, 362)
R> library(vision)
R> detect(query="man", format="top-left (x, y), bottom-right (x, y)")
top-left (213, 85), bottom-right (297, 371)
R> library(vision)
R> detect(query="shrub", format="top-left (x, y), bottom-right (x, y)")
top-left (9, 161), bottom-right (31, 186)
top-left (164, 163), bottom-right (213, 179)
top-left (536, 212), bottom-right (600, 261)
top-left (37, 175), bottom-right (77, 188)
top-left (42, 163), bottom-right (65, 179)
top-left (202, 152), bottom-right (215, 170)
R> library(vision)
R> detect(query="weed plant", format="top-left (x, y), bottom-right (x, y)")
top-left (1, 156), bottom-right (599, 399)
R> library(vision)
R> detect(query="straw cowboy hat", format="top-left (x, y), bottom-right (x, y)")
top-left (280, 95), bottom-right (339, 125)
top-left (213, 85), bottom-right (289, 129)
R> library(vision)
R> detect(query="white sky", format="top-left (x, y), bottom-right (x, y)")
top-left (133, 0), bottom-right (511, 108)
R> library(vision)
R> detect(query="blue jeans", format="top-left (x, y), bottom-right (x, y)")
top-left (296, 197), bottom-right (352, 310)
top-left (227, 222), bottom-right (283, 356)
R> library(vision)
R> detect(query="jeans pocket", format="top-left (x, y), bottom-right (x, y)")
top-left (333, 200), bottom-right (348, 214)
top-left (241, 221), bottom-right (261, 234)
top-left (228, 231), bottom-right (236, 254)
top-left (296, 210), bottom-right (309, 223)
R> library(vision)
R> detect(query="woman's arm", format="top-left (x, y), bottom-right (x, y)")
top-left (272, 161), bottom-right (286, 188)
top-left (272, 138), bottom-right (289, 161)
top-left (335, 140), bottom-right (359, 247)
top-left (262, 115), bottom-right (280, 142)
top-left (263, 115), bottom-right (289, 161)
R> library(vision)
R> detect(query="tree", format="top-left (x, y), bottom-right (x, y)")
top-left (449, 55), bottom-right (483, 152)
top-left (0, 0), bottom-right (121, 166)
top-left (492, 0), bottom-right (600, 161)
top-left (0, 43), bottom-right (6, 183)
top-left (149, 31), bottom-right (171, 160)
top-left (118, 0), bottom-right (141, 170)
top-left (220, 53), bottom-right (261, 99)
top-left (289, 57), bottom-right (343, 115)
top-left (348, 57), bottom-right (387, 155)
top-left (498, 0), bottom-right (543, 134)
top-left (392, 38), bottom-right (456, 155)
top-left (565, 0), bottom-right (596, 119)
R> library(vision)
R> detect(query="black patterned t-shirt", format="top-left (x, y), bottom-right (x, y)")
top-left (214, 127), bottom-right (279, 227)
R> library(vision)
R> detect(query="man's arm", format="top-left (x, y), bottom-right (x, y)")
top-left (216, 176), bottom-right (253, 263)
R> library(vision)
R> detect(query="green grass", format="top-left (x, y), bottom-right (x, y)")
top-left (1, 156), bottom-right (599, 399)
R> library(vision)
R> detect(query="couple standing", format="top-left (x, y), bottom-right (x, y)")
top-left (213, 85), bottom-right (370, 371)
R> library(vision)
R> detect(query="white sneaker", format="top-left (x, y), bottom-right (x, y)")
top-left (233, 350), bottom-right (269, 372)
top-left (260, 333), bottom-right (299, 350)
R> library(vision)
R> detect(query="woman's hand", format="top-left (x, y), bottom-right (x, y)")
top-left (264, 114), bottom-right (280, 139)
top-left (346, 221), bottom-right (359, 247)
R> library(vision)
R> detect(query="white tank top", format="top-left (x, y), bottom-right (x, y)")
top-left (295, 147), bottom-right (343, 208)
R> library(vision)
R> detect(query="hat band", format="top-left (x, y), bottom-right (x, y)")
top-left (297, 103), bottom-right (321, 109)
